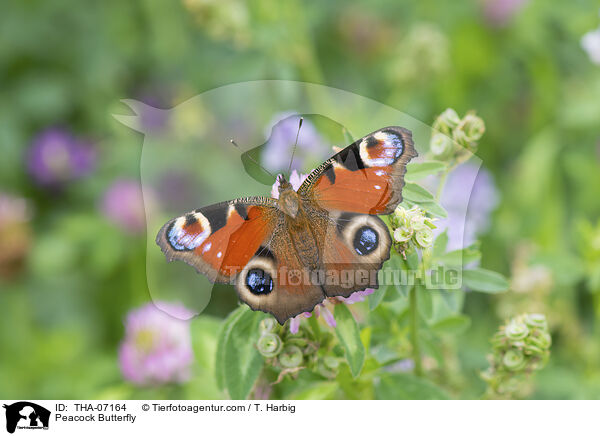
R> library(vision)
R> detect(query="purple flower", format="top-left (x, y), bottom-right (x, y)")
top-left (271, 170), bottom-right (308, 198)
top-left (262, 113), bottom-right (329, 174)
top-left (28, 128), bottom-right (96, 187)
top-left (337, 288), bottom-right (375, 304)
top-left (119, 302), bottom-right (194, 386)
top-left (483, 0), bottom-right (528, 27)
top-left (101, 179), bottom-right (147, 234)
top-left (384, 358), bottom-right (415, 373)
top-left (288, 291), bottom-right (377, 334)
top-left (438, 163), bottom-right (499, 251)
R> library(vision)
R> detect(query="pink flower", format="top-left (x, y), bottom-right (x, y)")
top-left (288, 289), bottom-right (376, 334)
top-left (119, 302), bottom-right (194, 386)
top-left (483, 0), bottom-right (528, 27)
top-left (101, 179), bottom-right (147, 234)
top-left (336, 288), bottom-right (375, 304)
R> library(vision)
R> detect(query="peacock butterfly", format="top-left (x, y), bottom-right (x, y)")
top-left (156, 126), bottom-right (417, 324)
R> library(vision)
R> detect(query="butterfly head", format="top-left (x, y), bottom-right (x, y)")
top-left (277, 174), bottom-right (299, 218)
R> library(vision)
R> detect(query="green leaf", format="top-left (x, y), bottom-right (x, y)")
top-left (334, 304), bottom-right (365, 378)
top-left (406, 161), bottom-right (447, 181)
top-left (403, 182), bottom-right (435, 203)
top-left (404, 248), bottom-right (420, 271)
top-left (427, 264), bottom-right (462, 291)
top-left (462, 268), bottom-right (509, 293)
top-left (375, 373), bottom-right (451, 399)
top-left (191, 316), bottom-right (222, 372)
top-left (215, 306), bottom-right (267, 399)
top-left (289, 382), bottom-right (338, 400)
top-left (368, 286), bottom-right (387, 310)
top-left (394, 282), bottom-right (411, 299)
top-left (417, 200), bottom-right (448, 218)
top-left (436, 244), bottom-right (481, 266)
top-left (215, 308), bottom-right (245, 391)
top-left (431, 314), bottom-right (471, 334)
top-left (433, 230), bottom-right (448, 257)
top-left (416, 285), bottom-right (433, 321)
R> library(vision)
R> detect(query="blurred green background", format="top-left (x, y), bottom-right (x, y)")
top-left (1, 0), bottom-right (600, 399)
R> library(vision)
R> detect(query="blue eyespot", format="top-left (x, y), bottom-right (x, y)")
top-left (353, 226), bottom-right (378, 255)
top-left (246, 269), bottom-right (274, 295)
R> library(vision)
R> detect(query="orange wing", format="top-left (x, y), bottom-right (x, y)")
top-left (157, 197), bottom-right (326, 323)
top-left (156, 197), bottom-right (278, 283)
top-left (298, 126), bottom-right (417, 215)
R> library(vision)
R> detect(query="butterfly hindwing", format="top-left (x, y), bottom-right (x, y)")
top-left (157, 197), bottom-right (326, 323)
top-left (234, 226), bottom-right (326, 324)
top-left (298, 126), bottom-right (417, 215)
top-left (306, 207), bottom-right (392, 298)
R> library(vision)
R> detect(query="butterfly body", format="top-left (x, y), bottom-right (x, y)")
top-left (157, 126), bottom-right (417, 323)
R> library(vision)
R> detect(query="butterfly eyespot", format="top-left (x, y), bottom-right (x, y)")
top-left (353, 226), bottom-right (379, 255)
top-left (245, 268), bottom-right (274, 295)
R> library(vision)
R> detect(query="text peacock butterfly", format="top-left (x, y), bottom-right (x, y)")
top-left (156, 126), bottom-right (417, 324)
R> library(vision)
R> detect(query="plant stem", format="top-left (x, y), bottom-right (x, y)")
top-left (436, 170), bottom-right (448, 201)
top-left (409, 285), bottom-right (423, 376)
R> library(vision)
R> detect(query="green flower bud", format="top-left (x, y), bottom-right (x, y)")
top-left (415, 227), bottom-right (434, 249)
top-left (502, 349), bottom-right (527, 371)
top-left (393, 206), bottom-right (409, 225)
top-left (259, 318), bottom-right (277, 334)
top-left (452, 127), bottom-right (470, 149)
top-left (394, 227), bottom-right (413, 243)
top-left (279, 345), bottom-right (303, 368)
top-left (323, 356), bottom-right (340, 370)
top-left (461, 113), bottom-right (485, 142)
top-left (526, 331), bottom-right (552, 350)
top-left (257, 333), bottom-right (283, 358)
top-left (483, 313), bottom-right (552, 396)
top-left (523, 343), bottom-right (545, 355)
top-left (504, 320), bottom-right (529, 341)
top-left (430, 132), bottom-right (454, 159)
top-left (524, 313), bottom-right (548, 330)
top-left (433, 108), bottom-right (461, 134)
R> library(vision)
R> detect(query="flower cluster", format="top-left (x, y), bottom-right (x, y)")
top-left (390, 205), bottom-right (436, 253)
top-left (481, 313), bottom-right (552, 396)
top-left (430, 108), bottom-right (486, 159)
top-left (119, 302), bottom-right (195, 386)
top-left (256, 317), bottom-right (342, 386)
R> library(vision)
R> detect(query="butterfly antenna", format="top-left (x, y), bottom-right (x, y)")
top-left (230, 139), bottom-right (276, 179)
top-left (287, 117), bottom-right (303, 178)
